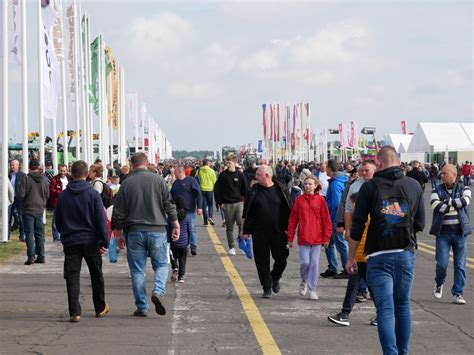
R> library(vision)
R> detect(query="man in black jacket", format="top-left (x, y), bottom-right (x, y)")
top-left (347, 146), bottom-right (425, 355)
top-left (406, 160), bottom-right (429, 191)
top-left (16, 159), bottom-right (50, 265)
top-left (241, 165), bottom-right (291, 298)
top-left (214, 153), bottom-right (248, 256)
top-left (55, 160), bottom-right (109, 323)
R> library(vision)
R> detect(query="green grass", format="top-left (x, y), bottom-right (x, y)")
top-left (0, 240), bottom-right (26, 263)
top-left (0, 210), bottom-right (54, 263)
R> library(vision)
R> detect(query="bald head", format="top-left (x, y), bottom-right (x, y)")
top-left (441, 163), bottom-right (457, 186)
top-left (377, 145), bottom-right (399, 170)
top-left (10, 160), bottom-right (20, 173)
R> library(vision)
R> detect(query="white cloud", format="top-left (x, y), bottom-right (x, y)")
top-left (126, 12), bottom-right (193, 63)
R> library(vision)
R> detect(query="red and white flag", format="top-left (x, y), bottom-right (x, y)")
top-left (262, 104), bottom-right (267, 141)
top-left (401, 120), bottom-right (407, 135)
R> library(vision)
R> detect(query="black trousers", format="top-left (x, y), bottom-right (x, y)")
top-left (252, 230), bottom-right (289, 290)
top-left (63, 244), bottom-right (106, 317)
top-left (171, 247), bottom-right (187, 277)
top-left (341, 262), bottom-right (375, 314)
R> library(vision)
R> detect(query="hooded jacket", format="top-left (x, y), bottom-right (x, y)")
top-left (49, 174), bottom-right (72, 209)
top-left (350, 166), bottom-right (425, 255)
top-left (287, 193), bottom-right (332, 246)
top-left (16, 172), bottom-right (50, 215)
top-left (55, 180), bottom-right (109, 248)
top-left (326, 172), bottom-right (348, 223)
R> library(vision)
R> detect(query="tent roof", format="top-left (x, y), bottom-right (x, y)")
top-left (407, 122), bottom-right (474, 153)
top-left (388, 134), bottom-right (412, 153)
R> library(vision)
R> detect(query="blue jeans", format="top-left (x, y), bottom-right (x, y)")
top-left (463, 176), bottom-right (470, 187)
top-left (435, 233), bottom-right (468, 296)
top-left (52, 208), bottom-right (60, 241)
top-left (367, 250), bottom-right (415, 355)
top-left (186, 212), bottom-right (197, 250)
top-left (8, 201), bottom-right (25, 240)
top-left (23, 212), bottom-right (45, 259)
top-left (430, 176), bottom-right (437, 189)
top-left (324, 225), bottom-right (348, 273)
top-left (201, 191), bottom-right (214, 224)
top-left (126, 231), bottom-right (169, 312)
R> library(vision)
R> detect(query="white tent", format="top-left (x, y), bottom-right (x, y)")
top-left (388, 134), bottom-right (413, 153)
top-left (406, 122), bottom-right (474, 162)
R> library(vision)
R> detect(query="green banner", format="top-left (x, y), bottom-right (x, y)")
top-left (90, 36), bottom-right (99, 115)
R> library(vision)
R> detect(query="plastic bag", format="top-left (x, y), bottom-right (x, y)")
top-left (237, 235), bottom-right (252, 259)
top-left (109, 236), bottom-right (118, 263)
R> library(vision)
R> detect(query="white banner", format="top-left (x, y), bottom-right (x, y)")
top-left (66, 3), bottom-right (75, 97)
top-left (0, 0), bottom-right (21, 64)
top-left (40, 3), bottom-right (60, 120)
top-left (126, 92), bottom-right (138, 127)
top-left (51, 0), bottom-right (63, 62)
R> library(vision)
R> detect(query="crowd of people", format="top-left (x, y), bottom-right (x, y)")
top-left (4, 148), bottom-right (472, 355)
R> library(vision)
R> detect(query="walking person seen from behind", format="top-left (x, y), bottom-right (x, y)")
top-left (112, 152), bottom-right (179, 317)
top-left (287, 175), bottom-right (332, 300)
top-left (346, 145), bottom-right (425, 355)
top-left (55, 160), bottom-right (110, 323)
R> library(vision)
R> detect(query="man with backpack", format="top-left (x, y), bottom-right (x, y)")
top-left (89, 164), bottom-right (113, 208)
top-left (346, 145), bottom-right (425, 355)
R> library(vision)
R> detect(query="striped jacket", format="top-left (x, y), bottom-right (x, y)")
top-left (429, 183), bottom-right (471, 236)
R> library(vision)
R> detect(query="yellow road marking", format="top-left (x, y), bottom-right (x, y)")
top-left (417, 245), bottom-right (474, 269)
top-left (206, 225), bottom-right (281, 355)
top-left (418, 241), bottom-right (474, 263)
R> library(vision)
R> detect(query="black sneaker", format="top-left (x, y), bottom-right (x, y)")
top-left (151, 293), bottom-right (166, 315)
top-left (191, 248), bottom-right (197, 256)
top-left (133, 310), bottom-right (147, 317)
top-left (34, 257), bottom-right (45, 264)
top-left (262, 288), bottom-right (272, 298)
top-left (328, 312), bottom-right (350, 326)
top-left (370, 315), bottom-right (377, 326)
top-left (24, 258), bottom-right (35, 265)
top-left (355, 291), bottom-right (368, 303)
top-left (320, 269), bottom-right (337, 278)
top-left (272, 279), bottom-right (280, 294)
top-left (333, 271), bottom-right (349, 279)
top-left (208, 218), bottom-right (215, 226)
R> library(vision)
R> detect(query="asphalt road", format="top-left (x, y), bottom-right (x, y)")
top-left (0, 189), bottom-right (472, 354)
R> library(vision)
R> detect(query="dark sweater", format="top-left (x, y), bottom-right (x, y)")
top-left (167, 218), bottom-right (192, 249)
top-left (16, 172), bottom-right (50, 215)
top-left (55, 180), bottom-right (109, 248)
top-left (171, 177), bottom-right (203, 213)
top-left (214, 170), bottom-right (248, 204)
top-left (350, 167), bottom-right (425, 255)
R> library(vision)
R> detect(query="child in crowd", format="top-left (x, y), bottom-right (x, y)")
top-left (327, 192), bottom-right (376, 326)
top-left (288, 175), bottom-right (332, 300)
top-left (168, 196), bottom-right (191, 283)
top-left (109, 175), bottom-right (121, 197)
top-left (290, 177), bottom-right (303, 205)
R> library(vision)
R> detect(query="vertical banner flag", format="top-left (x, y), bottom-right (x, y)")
top-left (291, 104), bottom-right (296, 151)
top-left (304, 103), bottom-right (310, 142)
top-left (262, 104), bottom-right (267, 141)
top-left (269, 104), bottom-right (273, 142)
top-left (0, 0), bottom-right (21, 63)
top-left (126, 92), bottom-right (137, 129)
top-left (51, 0), bottom-right (63, 62)
top-left (276, 103), bottom-right (280, 142)
top-left (338, 123), bottom-right (345, 148)
top-left (41, 1), bottom-right (61, 119)
top-left (66, 2), bottom-right (75, 97)
top-left (89, 36), bottom-right (99, 114)
top-left (349, 121), bottom-right (355, 148)
top-left (401, 120), bottom-right (407, 135)
top-left (105, 47), bottom-right (118, 128)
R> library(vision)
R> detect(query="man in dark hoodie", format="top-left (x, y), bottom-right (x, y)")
top-left (16, 159), bottom-right (50, 265)
top-left (55, 160), bottom-right (109, 323)
top-left (347, 146), bottom-right (425, 355)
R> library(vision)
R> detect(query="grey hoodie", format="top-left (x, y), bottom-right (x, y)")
top-left (16, 172), bottom-right (50, 214)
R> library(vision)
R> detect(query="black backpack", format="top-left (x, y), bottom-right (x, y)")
top-left (93, 180), bottom-right (113, 208)
top-left (370, 176), bottom-right (413, 251)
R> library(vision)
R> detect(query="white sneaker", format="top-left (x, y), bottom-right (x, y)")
top-left (299, 282), bottom-right (307, 296)
top-left (453, 295), bottom-right (466, 305)
top-left (433, 284), bottom-right (443, 299)
top-left (308, 290), bottom-right (318, 300)
top-left (228, 248), bottom-right (236, 256)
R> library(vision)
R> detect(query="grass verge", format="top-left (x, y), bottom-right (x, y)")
top-left (0, 240), bottom-right (26, 263)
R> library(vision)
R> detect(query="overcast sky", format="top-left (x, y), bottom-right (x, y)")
top-left (2, 0), bottom-right (473, 151)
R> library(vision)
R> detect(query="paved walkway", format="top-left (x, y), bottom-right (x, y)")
top-left (0, 191), bottom-right (473, 354)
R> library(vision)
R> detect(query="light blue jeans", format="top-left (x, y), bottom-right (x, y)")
top-left (435, 233), bottom-right (468, 296)
top-left (367, 250), bottom-right (415, 355)
top-left (324, 225), bottom-right (348, 273)
top-left (126, 231), bottom-right (169, 312)
top-left (187, 212), bottom-right (197, 250)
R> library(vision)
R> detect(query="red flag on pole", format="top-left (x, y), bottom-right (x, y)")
top-left (277, 103), bottom-right (280, 142)
top-left (401, 120), bottom-right (407, 135)
top-left (262, 104), bottom-right (267, 140)
top-left (269, 104), bottom-right (273, 142)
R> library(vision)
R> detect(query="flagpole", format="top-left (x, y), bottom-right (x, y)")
top-left (72, 0), bottom-right (80, 161)
top-left (85, 14), bottom-right (92, 164)
top-left (37, 0), bottom-right (45, 166)
top-left (21, 0), bottom-right (29, 173)
top-left (78, 4), bottom-right (88, 165)
top-left (120, 68), bottom-right (126, 165)
top-left (134, 93), bottom-right (138, 153)
top-left (2, 0), bottom-right (9, 243)
top-left (97, 33), bottom-right (103, 163)
top-left (307, 103), bottom-right (310, 162)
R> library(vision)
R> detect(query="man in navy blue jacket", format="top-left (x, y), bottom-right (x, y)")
top-left (55, 160), bottom-right (109, 323)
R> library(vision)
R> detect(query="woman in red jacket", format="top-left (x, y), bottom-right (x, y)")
top-left (288, 175), bottom-right (332, 300)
